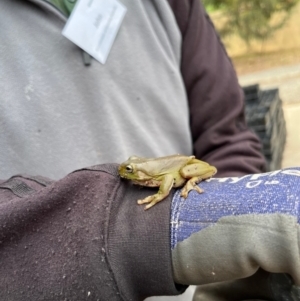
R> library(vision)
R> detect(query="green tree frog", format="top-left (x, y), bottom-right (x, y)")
top-left (118, 154), bottom-right (217, 210)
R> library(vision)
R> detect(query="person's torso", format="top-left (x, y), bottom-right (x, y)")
top-left (0, 0), bottom-right (192, 179)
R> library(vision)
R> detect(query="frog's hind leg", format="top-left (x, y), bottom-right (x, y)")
top-left (180, 176), bottom-right (204, 198)
top-left (137, 174), bottom-right (174, 210)
top-left (180, 163), bottom-right (216, 198)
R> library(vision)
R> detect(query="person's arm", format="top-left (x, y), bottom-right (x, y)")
top-left (2, 164), bottom-right (299, 301)
top-left (0, 165), bottom-right (186, 301)
top-left (167, 0), bottom-right (266, 176)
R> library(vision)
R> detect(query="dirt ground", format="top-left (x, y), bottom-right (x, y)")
top-left (232, 47), bottom-right (300, 75)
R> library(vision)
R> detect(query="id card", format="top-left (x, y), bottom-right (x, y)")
top-left (62, 0), bottom-right (127, 64)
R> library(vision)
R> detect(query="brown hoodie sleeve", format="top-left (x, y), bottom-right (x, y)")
top-left (0, 165), bottom-right (186, 301)
top-left (167, 0), bottom-right (266, 176)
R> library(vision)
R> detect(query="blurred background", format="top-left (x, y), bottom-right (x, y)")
top-left (205, 0), bottom-right (300, 170)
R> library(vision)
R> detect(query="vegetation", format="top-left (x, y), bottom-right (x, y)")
top-left (203, 0), bottom-right (299, 46)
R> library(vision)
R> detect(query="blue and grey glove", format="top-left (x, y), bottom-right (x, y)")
top-left (171, 167), bottom-right (300, 301)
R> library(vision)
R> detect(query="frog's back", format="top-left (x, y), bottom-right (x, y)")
top-left (143, 155), bottom-right (193, 175)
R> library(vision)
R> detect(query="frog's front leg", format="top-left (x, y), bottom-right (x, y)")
top-left (137, 174), bottom-right (174, 210)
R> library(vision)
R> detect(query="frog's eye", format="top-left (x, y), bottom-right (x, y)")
top-left (125, 165), bottom-right (133, 173)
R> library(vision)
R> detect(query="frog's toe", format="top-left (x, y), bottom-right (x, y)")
top-left (144, 201), bottom-right (158, 210)
top-left (138, 197), bottom-right (160, 210)
top-left (194, 186), bottom-right (204, 194)
top-left (137, 196), bottom-right (153, 205)
top-left (180, 189), bottom-right (189, 199)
